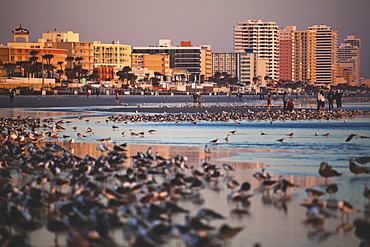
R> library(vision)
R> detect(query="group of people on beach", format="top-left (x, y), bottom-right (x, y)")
top-left (269, 92), bottom-right (294, 112)
top-left (317, 89), bottom-right (342, 110)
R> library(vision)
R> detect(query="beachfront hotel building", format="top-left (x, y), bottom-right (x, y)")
top-left (93, 40), bottom-right (131, 69)
top-left (131, 53), bottom-right (170, 75)
top-left (291, 30), bottom-right (317, 84)
top-left (337, 35), bottom-right (361, 86)
top-left (3, 25), bottom-right (68, 75)
top-left (132, 39), bottom-right (211, 80)
top-left (233, 20), bottom-right (279, 80)
top-left (212, 51), bottom-right (268, 88)
top-left (212, 53), bottom-right (238, 78)
top-left (307, 24), bottom-right (338, 86)
top-left (278, 26), bottom-right (296, 82)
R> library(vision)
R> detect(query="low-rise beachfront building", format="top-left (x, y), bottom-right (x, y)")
top-left (93, 40), bottom-right (132, 80)
top-left (212, 50), bottom-right (268, 91)
top-left (133, 39), bottom-right (205, 80)
top-left (131, 53), bottom-right (170, 75)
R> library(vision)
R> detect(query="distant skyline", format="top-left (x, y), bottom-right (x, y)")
top-left (1, 0), bottom-right (369, 78)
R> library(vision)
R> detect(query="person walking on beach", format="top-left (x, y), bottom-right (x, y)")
top-left (267, 95), bottom-right (272, 111)
top-left (327, 90), bottom-right (334, 110)
top-left (96, 90), bottom-right (100, 98)
top-left (334, 90), bottom-right (342, 109)
top-left (115, 91), bottom-right (120, 103)
top-left (282, 92), bottom-right (287, 111)
top-left (86, 90), bottom-right (90, 98)
top-left (9, 89), bottom-right (15, 103)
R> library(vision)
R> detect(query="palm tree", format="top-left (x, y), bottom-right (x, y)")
top-left (29, 50), bottom-right (39, 78)
top-left (66, 56), bottom-right (74, 69)
top-left (3, 63), bottom-right (16, 79)
top-left (42, 54), bottom-right (54, 78)
top-left (56, 61), bottom-right (64, 82)
top-left (116, 66), bottom-right (132, 86)
top-left (65, 68), bottom-right (75, 80)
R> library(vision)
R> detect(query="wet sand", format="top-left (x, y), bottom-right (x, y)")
top-left (3, 140), bottom-right (367, 247)
top-left (1, 97), bottom-right (369, 247)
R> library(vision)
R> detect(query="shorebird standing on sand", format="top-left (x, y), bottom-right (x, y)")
top-left (349, 158), bottom-right (369, 177)
top-left (318, 162), bottom-right (342, 184)
top-left (210, 138), bottom-right (219, 144)
top-left (204, 145), bottom-right (211, 155)
top-left (225, 134), bottom-right (230, 142)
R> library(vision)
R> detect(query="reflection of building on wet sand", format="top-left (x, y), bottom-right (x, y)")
top-left (0, 108), bottom-right (88, 119)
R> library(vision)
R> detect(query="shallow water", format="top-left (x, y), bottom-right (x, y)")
top-left (1, 105), bottom-right (370, 247)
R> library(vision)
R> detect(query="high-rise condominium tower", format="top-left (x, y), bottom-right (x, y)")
top-left (291, 30), bottom-right (317, 84)
top-left (307, 25), bottom-right (338, 86)
top-left (278, 26), bottom-right (296, 81)
top-left (233, 20), bottom-right (279, 80)
top-left (337, 35), bottom-right (361, 85)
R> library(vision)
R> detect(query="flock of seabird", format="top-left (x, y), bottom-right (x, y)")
top-left (0, 109), bottom-right (370, 247)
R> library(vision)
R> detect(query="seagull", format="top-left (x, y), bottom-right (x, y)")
top-left (346, 134), bottom-right (358, 142)
top-left (204, 145), bottom-right (211, 155)
top-left (96, 143), bottom-right (109, 152)
top-left (222, 164), bottom-right (234, 173)
top-left (148, 129), bottom-right (156, 134)
top-left (318, 162), bottom-right (342, 184)
top-left (72, 126), bottom-right (78, 131)
top-left (86, 127), bottom-right (94, 135)
top-left (315, 131), bottom-right (319, 136)
top-left (277, 138), bottom-right (286, 143)
top-left (286, 132), bottom-right (294, 137)
top-left (97, 137), bottom-right (112, 143)
top-left (322, 133), bottom-right (329, 137)
top-left (225, 134), bottom-right (231, 142)
top-left (325, 183), bottom-right (338, 199)
top-left (77, 133), bottom-right (86, 139)
top-left (210, 138), bottom-right (219, 144)
top-left (217, 224), bottom-right (244, 241)
top-left (226, 178), bottom-right (239, 190)
top-left (349, 158), bottom-right (369, 177)
top-left (273, 175), bottom-right (299, 195)
top-left (346, 134), bottom-right (370, 142)
top-left (305, 188), bottom-right (325, 199)
top-left (230, 130), bottom-right (237, 135)
top-left (337, 200), bottom-right (359, 222)
top-left (253, 168), bottom-right (271, 181)
top-left (261, 131), bottom-right (266, 135)
top-left (112, 125), bottom-right (119, 130)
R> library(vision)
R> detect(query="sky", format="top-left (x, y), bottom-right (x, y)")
top-left (1, 0), bottom-right (369, 78)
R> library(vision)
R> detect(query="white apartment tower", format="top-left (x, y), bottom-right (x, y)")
top-left (307, 25), bottom-right (338, 86)
top-left (233, 20), bottom-right (279, 80)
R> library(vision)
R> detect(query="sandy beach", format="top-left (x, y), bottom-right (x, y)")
top-left (0, 95), bottom-right (369, 247)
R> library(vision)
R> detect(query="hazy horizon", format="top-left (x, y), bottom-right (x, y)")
top-left (1, 0), bottom-right (369, 78)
